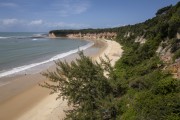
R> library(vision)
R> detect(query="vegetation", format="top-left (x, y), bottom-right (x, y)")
top-left (44, 2), bottom-right (180, 120)
top-left (49, 28), bottom-right (118, 37)
top-left (156, 5), bottom-right (172, 16)
top-left (114, 2), bottom-right (180, 119)
top-left (42, 52), bottom-right (126, 119)
top-left (173, 49), bottom-right (180, 61)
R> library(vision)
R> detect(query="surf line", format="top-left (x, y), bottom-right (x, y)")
top-left (0, 42), bottom-right (94, 78)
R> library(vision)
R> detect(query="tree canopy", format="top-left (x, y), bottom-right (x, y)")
top-left (41, 52), bottom-right (125, 119)
top-left (156, 5), bottom-right (172, 16)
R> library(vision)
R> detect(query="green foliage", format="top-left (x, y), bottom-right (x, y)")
top-left (168, 15), bottom-right (180, 38)
top-left (156, 5), bottom-right (172, 16)
top-left (114, 2), bottom-right (180, 119)
top-left (41, 52), bottom-right (125, 119)
top-left (173, 49), bottom-right (180, 61)
top-left (152, 77), bottom-right (179, 95)
top-left (171, 38), bottom-right (180, 53)
top-left (134, 92), bottom-right (180, 120)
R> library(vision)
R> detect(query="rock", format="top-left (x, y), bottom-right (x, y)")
top-left (66, 32), bottom-right (117, 40)
top-left (177, 32), bottom-right (180, 39)
top-left (49, 33), bottom-right (56, 38)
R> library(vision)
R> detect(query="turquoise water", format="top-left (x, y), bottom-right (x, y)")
top-left (0, 32), bottom-right (92, 77)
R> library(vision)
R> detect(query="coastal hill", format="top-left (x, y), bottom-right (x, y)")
top-left (49, 2), bottom-right (180, 119)
top-left (50, 2), bottom-right (180, 78)
top-left (49, 29), bottom-right (117, 40)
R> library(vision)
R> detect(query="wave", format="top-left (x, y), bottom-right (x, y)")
top-left (0, 42), bottom-right (94, 78)
top-left (32, 38), bottom-right (38, 41)
top-left (0, 36), bottom-right (31, 39)
top-left (0, 34), bottom-right (47, 40)
top-left (32, 38), bottom-right (48, 41)
top-left (33, 33), bottom-right (47, 37)
top-left (0, 36), bottom-right (10, 39)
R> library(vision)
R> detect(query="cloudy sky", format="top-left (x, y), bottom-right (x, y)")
top-left (0, 0), bottom-right (179, 32)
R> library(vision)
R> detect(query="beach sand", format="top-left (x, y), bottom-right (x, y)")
top-left (0, 39), bottom-right (123, 120)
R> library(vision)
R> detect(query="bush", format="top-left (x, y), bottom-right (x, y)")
top-left (173, 49), bottom-right (180, 61)
top-left (156, 5), bottom-right (172, 16)
top-left (152, 77), bottom-right (179, 95)
top-left (134, 92), bottom-right (180, 120)
top-left (171, 38), bottom-right (180, 53)
top-left (41, 52), bottom-right (124, 119)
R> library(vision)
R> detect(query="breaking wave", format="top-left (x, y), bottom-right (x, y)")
top-left (0, 42), bottom-right (94, 78)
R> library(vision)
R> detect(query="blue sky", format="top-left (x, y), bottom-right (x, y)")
top-left (0, 0), bottom-right (179, 32)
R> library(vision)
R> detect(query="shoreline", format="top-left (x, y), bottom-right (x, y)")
top-left (0, 38), bottom-right (93, 78)
top-left (0, 39), bottom-right (123, 120)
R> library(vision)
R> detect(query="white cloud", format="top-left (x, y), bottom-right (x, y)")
top-left (52, 0), bottom-right (90, 17)
top-left (73, 2), bottom-right (89, 14)
top-left (0, 2), bottom-right (18, 7)
top-left (1, 19), bottom-right (18, 25)
top-left (46, 21), bottom-right (89, 28)
top-left (106, 24), bottom-right (128, 28)
top-left (29, 20), bottom-right (43, 25)
top-left (0, 18), bottom-right (89, 31)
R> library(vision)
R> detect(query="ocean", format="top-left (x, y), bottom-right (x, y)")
top-left (0, 32), bottom-right (94, 78)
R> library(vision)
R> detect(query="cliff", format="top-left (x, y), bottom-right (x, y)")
top-left (49, 32), bottom-right (56, 38)
top-left (49, 29), bottom-right (117, 40)
top-left (67, 32), bottom-right (117, 40)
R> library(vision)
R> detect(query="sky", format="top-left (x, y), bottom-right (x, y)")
top-left (0, 0), bottom-right (179, 32)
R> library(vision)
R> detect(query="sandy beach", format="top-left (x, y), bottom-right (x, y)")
top-left (0, 39), bottom-right (123, 120)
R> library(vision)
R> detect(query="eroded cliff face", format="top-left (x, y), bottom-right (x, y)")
top-left (156, 41), bottom-right (173, 63)
top-left (49, 32), bottom-right (117, 40)
top-left (177, 33), bottom-right (180, 39)
top-left (123, 32), bottom-right (147, 44)
top-left (156, 33), bottom-right (180, 78)
top-left (124, 32), bottom-right (133, 38)
top-left (122, 31), bottom-right (180, 78)
top-left (67, 32), bottom-right (117, 40)
top-left (49, 33), bottom-right (56, 38)
top-left (168, 60), bottom-right (180, 78)
top-left (134, 36), bottom-right (147, 44)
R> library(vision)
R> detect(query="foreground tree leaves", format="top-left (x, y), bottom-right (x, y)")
top-left (40, 52), bottom-right (125, 120)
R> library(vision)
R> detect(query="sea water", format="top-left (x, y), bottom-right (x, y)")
top-left (0, 32), bottom-right (94, 78)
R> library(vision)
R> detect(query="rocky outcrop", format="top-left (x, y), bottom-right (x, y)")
top-left (156, 41), bottom-right (173, 63)
top-left (124, 32), bottom-right (134, 38)
top-left (157, 41), bottom-right (180, 78)
top-left (49, 33), bottom-right (57, 38)
top-left (135, 36), bottom-right (147, 44)
top-left (56, 32), bottom-right (117, 40)
top-left (177, 32), bottom-right (180, 39)
top-left (49, 31), bottom-right (117, 40)
top-left (168, 60), bottom-right (180, 78)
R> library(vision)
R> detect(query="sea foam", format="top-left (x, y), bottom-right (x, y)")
top-left (0, 42), bottom-right (94, 78)
top-left (0, 36), bottom-right (9, 39)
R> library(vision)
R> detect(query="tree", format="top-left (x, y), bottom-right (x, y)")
top-left (41, 52), bottom-right (124, 119)
top-left (156, 5), bottom-right (172, 16)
